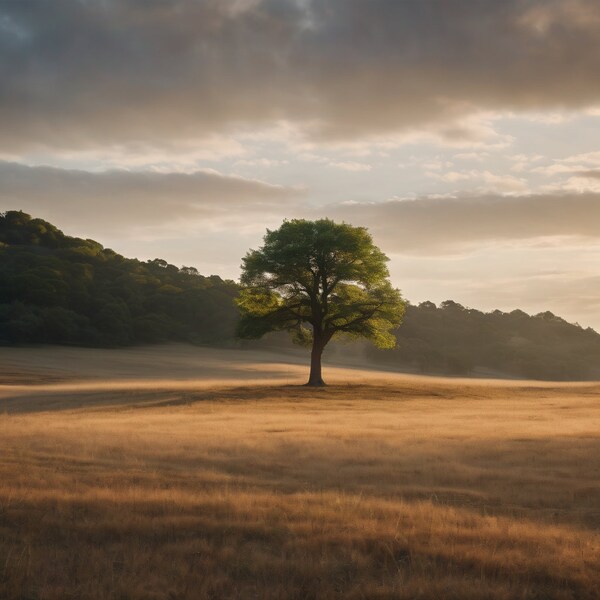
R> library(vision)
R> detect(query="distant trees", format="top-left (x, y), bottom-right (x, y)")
top-left (2, 210), bottom-right (600, 381)
top-left (236, 219), bottom-right (405, 385)
top-left (366, 300), bottom-right (600, 380)
top-left (0, 211), bottom-right (238, 346)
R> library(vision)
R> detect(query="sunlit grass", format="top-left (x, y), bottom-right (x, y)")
top-left (1, 375), bottom-right (600, 599)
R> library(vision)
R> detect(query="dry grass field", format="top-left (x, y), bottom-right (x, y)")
top-left (1, 346), bottom-right (599, 599)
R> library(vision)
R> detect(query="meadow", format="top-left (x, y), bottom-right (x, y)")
top-left (1, 346), bottom-right (599, 599)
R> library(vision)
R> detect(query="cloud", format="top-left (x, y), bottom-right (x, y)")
top-left (509, 154), bottom-right (544, 173)
top-left (579, 170), bottom-right (600, 180)
top-left (526, 152), bottom-right (600, 192)
top-left (4, 161), bottom-right (598, 264)
top-left (454, 152), bottom-right (488, 162)
top-left (235, 158), bottom-right (288, 168)
top-left (421, 160), bottom-right (454, 171)
top-left (531, 152), bottom-right (600, 177)
top-left (0, 161), bottom-right (300, 235)
top-left (561, 151), bottom-right (600, 165)
top-left (436, 171), bottom-right (472, 182)
top-left (328, 161), bottom-right (372, 172)
top-left (549, 174), bottom-right (600, 193)
top-left (427, 169), bottom-right (528, 192)
top-left (2, 0), bottom-right (600, 154)
top-left (518, 0), bottom-right (600, 34)
top-left (326, 192), bottom-right (600, 253)
top-left (477, 172), bottom-right (528, 192)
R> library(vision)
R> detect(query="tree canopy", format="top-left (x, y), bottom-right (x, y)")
top-left (236, 219), bottom-right (405, 385)
top-left (0, 211), bottom-right (238, 346)
top-left (367, 300), bottom-right (600, 380)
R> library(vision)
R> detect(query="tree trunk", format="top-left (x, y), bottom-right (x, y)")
top-left (307, 335), bottom-right (326, 386)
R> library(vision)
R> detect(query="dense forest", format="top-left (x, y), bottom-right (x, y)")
top-left (0, 211), bottom-right (238, 346)
top-left (371, 301), bottom-right (600, 380)
top-left (2, 210), bottom-right (599, 380)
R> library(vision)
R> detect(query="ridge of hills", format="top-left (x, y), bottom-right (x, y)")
top-left (1, 210), bottom-right (599, 380)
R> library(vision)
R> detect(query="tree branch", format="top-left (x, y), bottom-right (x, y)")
top-left (326, 301), bottom-right (386, 333)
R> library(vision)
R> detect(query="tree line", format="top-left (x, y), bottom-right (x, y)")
top-left (368, 300), bottom-right (600, 380)
top-left (0, 211), bottom-right (238, 346)
top-left (1, 210), bottom-right (599, 380)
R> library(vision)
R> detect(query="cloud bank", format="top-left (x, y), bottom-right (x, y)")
top-left (329, 193), bottom-right (600, 253)
top-left (2, 0), bottom-right (600, 153)
top-left (2, 159), bottom-right (599, 255)
top-left (0, 162), bottom-right (299, 233)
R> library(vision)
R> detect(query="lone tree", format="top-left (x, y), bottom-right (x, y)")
top-left (237, 219), bottom-right (405, 386)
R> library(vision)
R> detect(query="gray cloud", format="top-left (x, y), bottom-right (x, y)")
top-left (4, 160), bottom-right (598, 256)
top-left (0, 161), bottom-right (299, 233)
top-left (579, 170), bottom-right (600, 179)
top-left (2, 0), bottom-right (600, 152)
top-left (327, 193), bottom-right (600, 253)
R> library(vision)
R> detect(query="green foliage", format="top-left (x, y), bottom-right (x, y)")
top-left (367, 301), bottom-right (600, 380)
top-left (237, 219), bottom-right (405, 349)
top-left (0, 211), bottom-right (238, 346)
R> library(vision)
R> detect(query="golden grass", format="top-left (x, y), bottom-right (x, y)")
top-left (1, 349), bottom-right (600, 599)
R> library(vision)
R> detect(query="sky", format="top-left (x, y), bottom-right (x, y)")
top-left (1, 0), bottom-right (600, 329)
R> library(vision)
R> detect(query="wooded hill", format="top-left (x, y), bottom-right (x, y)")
top-left (2, 210), bottom-right (599, 380)
top-left (0, 211), bottom-right (238, 346)
top-left (366, 301), bottom-right (600, 380)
